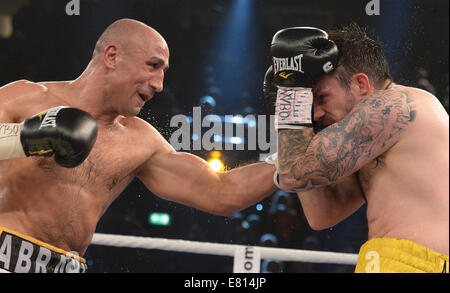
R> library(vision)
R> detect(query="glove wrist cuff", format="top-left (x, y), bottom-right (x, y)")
top-left (275, 87), bottom-right (313, 128)
top-left (273, 171), bottom-right (281, 189)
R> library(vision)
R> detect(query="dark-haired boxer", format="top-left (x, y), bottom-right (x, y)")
top-left (265, 24), bottom-right (449, 273)
top-left (0, 18), bottom-right (277, 273)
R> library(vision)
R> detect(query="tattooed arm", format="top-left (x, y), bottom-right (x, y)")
top-left (278, 88), bottom-right (416, 192)
top-left (276, 128), bottom-right (366, 229)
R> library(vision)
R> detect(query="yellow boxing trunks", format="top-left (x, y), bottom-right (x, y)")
top-left (355, 238), bottom-right (449, 273)
top-left (0, 226), bottom-right (87, 273)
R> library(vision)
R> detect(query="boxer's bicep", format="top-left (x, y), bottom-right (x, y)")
top-left (0, 88), bottom-right (14, 123)
top-left (0, 82), bottom-right (32, 159)
top-left (285, 88), bottom-right (417, 190)
top-left (0, 80), bottom-right (35, 122)
top-left (0, 105), bottom-right (9, 122)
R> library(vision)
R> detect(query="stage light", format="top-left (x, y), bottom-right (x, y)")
top-left (208, 158), bottom-right (224, 172)
top-left (148, 212), bottom-right (171, 226)
top-left (206, 0), bottom-right (258, 113)
top-left (200, 96), bottom-right (217, 108)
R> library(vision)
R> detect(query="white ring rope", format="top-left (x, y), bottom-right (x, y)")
top-left (91, 233), bottom-right (358, 265)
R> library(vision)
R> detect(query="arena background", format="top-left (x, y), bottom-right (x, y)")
top-left (0, 0), bottom-right (448, 273)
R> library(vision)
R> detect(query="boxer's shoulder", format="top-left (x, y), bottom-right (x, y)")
top-left (118, 116), bottom-right (170, 147)
top-left (118, 115), bottom-right (156, 132)
top-left (393, 84), bottom-right (443, 108)
top-left (0, 80), bottom-right (53, 122)
top-left (381, 84), bottom-right (447, 156)
top-left (0, 79), bottom-right (49, 98)
top-left (392, 85), bottom-right (448, 127)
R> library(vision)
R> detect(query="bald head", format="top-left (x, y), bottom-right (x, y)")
top-left (92, 19), bottom-right (167, 60)
top-left (84, 19), bottom-right (170, 117)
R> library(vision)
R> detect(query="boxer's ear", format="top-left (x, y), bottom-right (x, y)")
top-left (351, 73), bottom-right (371, 96)
top-left (103, 44), bottom-right (118, 69)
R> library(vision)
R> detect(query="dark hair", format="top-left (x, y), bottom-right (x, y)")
top-left (327, 23), bottom-right (392, 90)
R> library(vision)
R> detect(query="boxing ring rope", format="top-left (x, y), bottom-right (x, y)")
top-left (91, 233), bottom-right (358, 265)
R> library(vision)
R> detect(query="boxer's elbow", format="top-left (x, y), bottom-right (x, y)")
top-left (279, 173), bottom-right (335, 193)
top-left (279, 173), bottom-right (294, 191)
top-left (216, 207), bottom-right (238, 217)
top-left (204, 175), bottom-right (245, 216)
top-left (301, 203), bottom-right (344, 231)
top-left (210, 199), bottom-right (241, 216)
top-left (279, 174), bottom-right (310, 193)
top-left (200, 186), bottom-right (242, 216)
top-left (217, 191), bottom-right (249, 216)
top-left (306, 216), bottom-right (336, 231)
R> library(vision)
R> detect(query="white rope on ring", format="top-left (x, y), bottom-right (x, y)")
top-left (91, 233), bottom-right (358, 265)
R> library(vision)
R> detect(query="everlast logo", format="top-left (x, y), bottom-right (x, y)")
top-left (39, 107), bottom-right (63, 129)
top-left (273, 54), bottom-right (304, 74)
top-left (0, 232), bottom-right (87, 273)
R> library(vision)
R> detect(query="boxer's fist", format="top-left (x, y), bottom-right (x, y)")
top-left (20, 106), bottom-right (98, 168)
top-left (271, 27), bottom-right (339, 88)
top-left (269, 27), bottom-right (339, 129)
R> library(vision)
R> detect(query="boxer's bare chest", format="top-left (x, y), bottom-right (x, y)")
top-left (33, 124), bottom-right (151, 197)
top-left (13, 91), bottom-right (153, 197)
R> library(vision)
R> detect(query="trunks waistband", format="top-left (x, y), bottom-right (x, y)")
top-left (355, 237), bottom-right (449, 273)
top-left (0, 225), bottom-right (87, 273)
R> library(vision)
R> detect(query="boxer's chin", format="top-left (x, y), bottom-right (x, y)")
top-left (130, 107), bottom-right (142, 117)
top-left (122, 105), bottom-right (141, 117)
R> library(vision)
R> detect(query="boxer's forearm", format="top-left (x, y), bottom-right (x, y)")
top-left (217, 162), bottom-right (277, 213)
top-left (278, 127), bottom-right (351, 191)
top-left (138, 151), bottom-right (277, 216)
top-left (278, 128), bottom-right (317, 191)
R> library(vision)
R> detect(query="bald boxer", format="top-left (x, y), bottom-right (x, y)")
top-left (265, 24), bottom-right (449, 273)
top-left (0, 19), bottom-right (277, 273)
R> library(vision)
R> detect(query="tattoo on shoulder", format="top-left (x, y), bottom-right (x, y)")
top-left (286, 88), bottom-right (417, 188)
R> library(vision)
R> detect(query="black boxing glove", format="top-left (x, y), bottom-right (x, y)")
top-left (20, 106), bottom-right (98, 168)
top-left (270, 27), bottom-right (339, 129)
